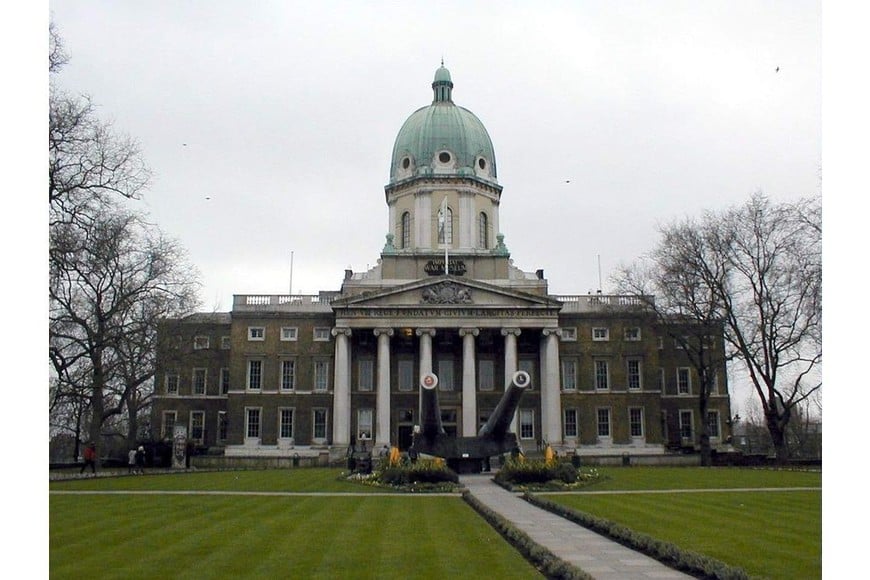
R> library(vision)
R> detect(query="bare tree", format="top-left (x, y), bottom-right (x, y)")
top-left (617, 193), bottom-right (821, 463)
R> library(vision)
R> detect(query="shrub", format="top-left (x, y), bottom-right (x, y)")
top-left (376, 458), bottom-right (459, 486)
top-left (553, 462), bottom-right (578, 483)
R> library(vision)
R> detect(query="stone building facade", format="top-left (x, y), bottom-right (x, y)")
top-left (152, 65), bottom-right (733, 460)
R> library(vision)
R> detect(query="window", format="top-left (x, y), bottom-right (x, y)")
top-left (677, 367), bottom-right (691, 394)
top-left (478, 359), bottom-right (494, 391)
top-left (597, 408), bottom-right (611, 438)
top-left (313, 409), bottom-right (328, 440)
top-left (564, 408), bottom-right (578, 438)
top-left (707, 410), bottom-right (721, 438)
top-left (248, 327), bottom-right (265, 341)
top-left (679, 410), bottom-right (693, 440)
top-left (561, 359), bottom-right (577, 391)
top-left (594, 360), bottom-right (609, 390)
top-left (398, 359), bottom-right (414, 392)
top-left (162, 411), bottom-right (177, 439)
top-left (401, 211), bottom-right (411, 249)
top-left (220, 368), bottom-right (230, 395)
top-left (221, 336), bottom-right (231, 350)
top-left (357, 408), bottom-right (373, 441)
top-left (629, 407), bottom-right (644, 438)
top-left (675, 336), bottom-right (689, 349)
top-left (437, 358), bottom-right (454, 391)
top-left (358, 359), bottom-right (374, 392)
top-left (247, 360), bottom-right (262, 390)
top-left (626, 359), bottom-right (642, 390)
top-left (519, 409), bottom-right (535, 440)
top-left (437, 206), bottom-right (453, 245)
top-left (560, 327), bottom-right (577, 341)
top-left (478, 212), bottom-right (488, 249)
top-left (192, 368), bottom-right (207, 395)
top-left (592, 327), bottom-right (609, 341)
top-left (314, 361), bottom-right (329, 392)
top-left (193, 336), bottom-right (210, 350)
top-left (280, 327), bottom-right (298, 341)
top-left (281, 360), bottom-right (296, 391)
top-left (657, 336), bottom-right (664, 350)
top-left (624, 327), bottom-right (641, 341)
top-left (658, 367), bottom-right (665, 390)
top-left (217, 411), bottom-right (228, 441)
top-left (165, 374), bottom-right (179, 395)
top-left (246, 408), bottom-right (261, 439)
top-left (314, 328), bottom-right (331, 341)
top-left (279, 408), bottom-right (294, 440)
top-left (190, 410), bottom-right (205, 443)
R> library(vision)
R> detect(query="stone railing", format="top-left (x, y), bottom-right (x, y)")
top-left (553, 294), bottom-right (654, 313)
top-left (233, 293), bottom-right (338, 312)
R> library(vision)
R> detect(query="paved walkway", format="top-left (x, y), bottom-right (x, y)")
top-left (461, 474), bottom-right (692, 580)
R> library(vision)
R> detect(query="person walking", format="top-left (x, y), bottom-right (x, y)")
top-left (135, 445), bottom-right (146, 474)
top-left (128, 448), bottom-right (137, 474)
top-left (80, 442), bottom-right (97, 475)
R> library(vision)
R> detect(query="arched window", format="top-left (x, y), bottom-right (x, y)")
top-left (478, 212), bottom-right (488, 249)
top-left (401, 212), bottom-right (411, 249)
top-left (437, 207), bottom-right (453, 245)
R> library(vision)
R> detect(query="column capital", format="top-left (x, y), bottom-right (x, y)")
top-left (458, 327), bottom-right (479, 337)
top-left (331, 327), bottom-right (352, 338)
top-left (373, 328), bottom-right (395, 337)
top-left (541, 328), bottom-right (562, 339)
top-left (501, 327), bottom-right (522, 337)
top-left (415, 327), bottom-right (436, 337)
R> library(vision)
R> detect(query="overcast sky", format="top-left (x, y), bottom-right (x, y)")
top-left (49, 1), bottom-right (821, 311)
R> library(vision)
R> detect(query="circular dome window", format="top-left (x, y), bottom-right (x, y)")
top-left (438, 151), bottom-right (451, 164)
top-left (402, 157), bottom-right (411, 169)
top-left (478, 158), bottom-right (486, 170)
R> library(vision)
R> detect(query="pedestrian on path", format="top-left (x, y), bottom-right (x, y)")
top-left (135, 445), bottom-right (146, 474)
top-left (80, 442), bottom-right (97, 475)
top-left (128, 448), bottom-right (136, 474)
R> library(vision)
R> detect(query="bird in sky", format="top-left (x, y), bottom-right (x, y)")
top-left (564, 180), bottom-right (571, 183)
top-left (775, 66), bottom-right (780, 73)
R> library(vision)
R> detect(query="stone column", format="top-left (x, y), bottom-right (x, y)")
top-left (374, 328), bottom-right (394, 448)
top-left (459, 327), bottom-right (479, 436)
top-left (502, 328), bottom-right (521, 433)
top-left (331, 327), bottom-right (352, 446)
top-left (541, 328), bottom-right (563, 446)
top-left (416, 328), bottom-right (435, 420)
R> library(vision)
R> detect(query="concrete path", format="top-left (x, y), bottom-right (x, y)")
top-left (461, 474), bottom-right (692, 580)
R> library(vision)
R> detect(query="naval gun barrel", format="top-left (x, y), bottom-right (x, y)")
top-left (478, 370), bottom-right (531, 438)
top-left (419, 373), bottom-right (444, 439)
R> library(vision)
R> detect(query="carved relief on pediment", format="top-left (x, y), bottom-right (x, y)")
top-left (420, 282), bottom-right (472, 305)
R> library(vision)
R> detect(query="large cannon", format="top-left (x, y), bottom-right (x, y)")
top-left (411, 370), bottom-right (531, 473)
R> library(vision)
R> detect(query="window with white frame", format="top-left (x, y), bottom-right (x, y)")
top-left (679, 410), bottom-right (693, 440)
top-left (217, 411), bottom-right (228, 441)
top-left (220, 368), bottom-right (230, 395)
top-left (478, 212), bottom-right (489, 249)
top-left (193, 336), bottom-right (210, 350)
top-left (398, 359), bottom-right (414, 392)
top-left (597, 408), bottom-right (611, 438)
top-left (313, 408), bottom-right (328, 440)
top-left (437, 206), bottom-right (453, 245)
top-left (624, 327), bottom-right (641, 341)
top-left (165, 374), bottom-right (179, 395)
top-left (281, 359), bottom-right (296, 391)
top-left (314, 360), bottom-right (329, 392)
top-left (193, 368), bottom-right (207, 395)
top-left (677, 367), bottom-right (691, 395)
top-left (438, 358), bottom-right (454, 391)
top-left (313, 328), bottom-right (331, 341)
top-left (245, 407), bottom-right (261, 439)
top-left (564, 408), bottom-right (578, 439)
top-left (707, 410), bottom-right (721, 438)
top-left (629, 407), bottom-right (644, 438)
top-left (358, 359), bottom-right (374, 391)
top-left (519, 409), bottom-right (535, 440)
top-left (190, 410), bottom-right (205, 443)
top-left (162, 411), bottom-right (177, 439)
top-left (592, 327), bottom-right (609, 341)
top-left (401, 211), bottom-right (411, 249)
top-left (478, 359), bottom-right (494, 391)
top-left (561, 359), bottom-right (577, 391)
top-left (560, 327), bottom-right (577, 341)
top-left (594, 359), bottom-right (609, 390)
top-left (221, 336), bottom-right (231, 350)
top-left (710, 371), bottom-right (719, 394)
top-left (248, 327), bottom-right (265, 341)
top-left (357, 408), bottom-right (373, 441)
top-left (247, 359), bottom-right (262, 390)
top-left (280, 327), bottom-right (298, 341)
top-left (279, 408), bottom-right (294, 440)
top-left (626, 358), bottom-right (642, 390)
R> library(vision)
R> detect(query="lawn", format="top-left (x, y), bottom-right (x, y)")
top-left (50, 470), bottom-right (542, 579)
top-left (539, 467), bottom-right (822, 580)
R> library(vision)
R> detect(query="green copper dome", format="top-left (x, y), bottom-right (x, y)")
top-left (389, 66), bottom-right (498, 186)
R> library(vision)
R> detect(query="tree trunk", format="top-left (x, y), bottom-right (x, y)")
top-left (766, 412), bottom-right (789, 464)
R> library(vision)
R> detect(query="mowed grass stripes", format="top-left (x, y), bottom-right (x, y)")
top-left (544, 489), bottom-right (821, 580)
top-left (50, 494), bottom-right (543, 579)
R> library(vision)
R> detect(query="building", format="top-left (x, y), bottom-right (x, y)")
top-left (152, 65), bottom-right (733, 462)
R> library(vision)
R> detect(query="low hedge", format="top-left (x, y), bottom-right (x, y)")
top-left (524, 494), bottom-right (751, 580)
top-left (462, 492), bottom-right (592, 580)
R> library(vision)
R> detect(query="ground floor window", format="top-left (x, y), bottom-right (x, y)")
top-left (190, 410), bottom-right (205, 443)
top-left (246, 408), bottom-right (261, 439)
top-left (357, 408), bottom-right (373, 441)
top-left (162, 411), bottom-right (177, 439)
top-left (519, 408), bottom-right (535, 440)
top-left (218, 411), bottom-right (228, 442)
top-left (564, 408), bottom-right (578, 438)
top-left (679, 410), bottom-right (693, 440)
top-left (707, 410), bottom-right (720, 438)
top-left (597, 408), bottom-right (611, 438)
top-left (279, 408), bottom-right (294, 439)
top-left (629, 407), bottom-right (644, 438)
top-left (313, 408), bottom-right (328, 440)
